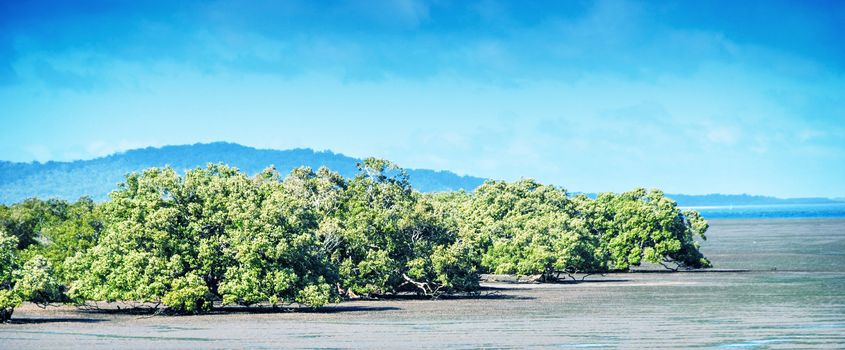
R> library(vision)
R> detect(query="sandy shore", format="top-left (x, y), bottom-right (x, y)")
top-left (2, 218), bottom-right (844, 349)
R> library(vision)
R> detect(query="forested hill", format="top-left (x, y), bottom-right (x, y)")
top-left (1, 142), bottom-right (840, 205)
top-left (0, 142), bottom-right (486, 203)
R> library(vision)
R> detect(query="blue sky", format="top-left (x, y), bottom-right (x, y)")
top-left (1, 0), bottom-right (844, 198)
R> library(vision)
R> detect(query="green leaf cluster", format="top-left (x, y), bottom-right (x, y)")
top-left (0, 159), bottom-right (711, 319)
top-left (586, 189), bottom-right (711, 270)
top-left (0, 230), bottom-right (62, 322)
top-left (458, 180), bottom-right (605, 280)
top-left (454, 181), bottom-right (710, 280)
top-left (63, 165), bottom-right (337, 312)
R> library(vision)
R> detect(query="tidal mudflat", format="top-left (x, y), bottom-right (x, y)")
top-left (2, 218), bottom-right (844, 349)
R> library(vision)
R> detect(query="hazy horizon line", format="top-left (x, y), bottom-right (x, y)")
top-left (3, 140), bottom-right (842, 201)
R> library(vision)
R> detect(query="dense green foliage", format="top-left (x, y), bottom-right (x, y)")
top-left (458, 180), bottom-right (710, 281)
top-left (0, 231), bottom-right (61, 322)
top-left (587, 189), bottom-right (710, 271)
top-left (0, 231), bottom-right (21, 322)
top-left (323, 159), bottom-right (480, 296)
top-left (0, 159), bottom-right (711, 321)
top-left (461, 180), bottom-right (605, 281)
top-left (64, 165), bottom-right (338, 312)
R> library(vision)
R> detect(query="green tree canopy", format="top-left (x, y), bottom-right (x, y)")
top-left (588, 189), bottom-right (711, 270)
top-left (0, 159), bottom-right (711, 321)
top-left (460, 179), bottom-right (606, 280)
top-left (65, 165), bottom-right (338, 312)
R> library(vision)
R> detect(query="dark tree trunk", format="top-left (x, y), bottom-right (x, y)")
top-left (0, 307), bottom-right (13, 323)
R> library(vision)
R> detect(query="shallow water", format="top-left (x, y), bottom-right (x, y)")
top-left (690, 203), bottom-right (845, 219)
top-left (2, 218), bottom-right (844, 349)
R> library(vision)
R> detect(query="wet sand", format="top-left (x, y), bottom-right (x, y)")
top-left (2, 218), bottom-right (844, 349)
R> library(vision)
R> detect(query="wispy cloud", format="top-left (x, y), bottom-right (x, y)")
top-left (1, 0), bottom-right (843, 197)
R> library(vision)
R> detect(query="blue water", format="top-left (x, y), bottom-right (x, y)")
top-left (683, 203), bottom-right (845, 219)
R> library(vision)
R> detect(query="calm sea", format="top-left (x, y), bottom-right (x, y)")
top-left (683, 202), bottom-right (845, 219)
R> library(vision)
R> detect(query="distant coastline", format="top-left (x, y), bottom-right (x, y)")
top-left (578, 192), bottom-right (843, 208)
top-left (663, 194), bottom-right (843, 207)
top-left (684, 202), bottom-right (845, 219)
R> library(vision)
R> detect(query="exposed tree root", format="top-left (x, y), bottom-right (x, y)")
top-left (401, 273), bottom-right (443, 297)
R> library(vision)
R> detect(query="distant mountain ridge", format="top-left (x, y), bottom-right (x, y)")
top-left (0, 142), bottom-right (486, 203)
top-left (0, 142), bottom-right (841, 206)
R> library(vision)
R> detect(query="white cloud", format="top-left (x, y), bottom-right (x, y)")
top-left (797, 128), bottom-right (825, 143)
top-left (706, 127), bottom-right (740, 145)
top-left (83, 140), bottom-right (160, 160)
top-left (24, 145), bottom-right (52, 163)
